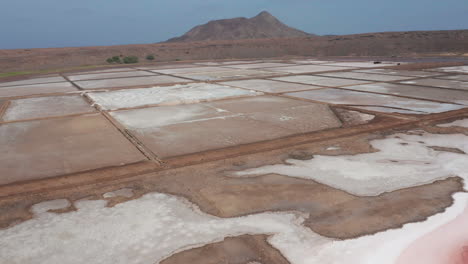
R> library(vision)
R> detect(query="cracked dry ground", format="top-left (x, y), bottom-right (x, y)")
top-left (1, 60), bottom-right (468, 264)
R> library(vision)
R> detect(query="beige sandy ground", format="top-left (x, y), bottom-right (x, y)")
top-left (0, 58), bottom-right (468, 264)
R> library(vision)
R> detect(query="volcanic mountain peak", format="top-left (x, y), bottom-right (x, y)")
top-left (254, 10), bottom-right (276, 19)
top-left (166, 11), bottom-right (313, 42)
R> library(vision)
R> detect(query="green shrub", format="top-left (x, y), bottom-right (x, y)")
top-left (123, 56), bottom-right (139, 64)
top-left (106, 58), bottom-right (113, 64)
top-left (146, 54), bottom-right (155, 61)
top-left (111, 56), bottom-right (121, 63)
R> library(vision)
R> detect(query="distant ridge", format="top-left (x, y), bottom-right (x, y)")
top-left (167, 11), bottom-right (314, 42)
top-left (1, 30), bottom-right (467, 73)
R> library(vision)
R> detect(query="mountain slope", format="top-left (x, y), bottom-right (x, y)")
top-left (167, 11), bottom-right (313, 42)
top-left (1, 30), bottom-right (467, 73)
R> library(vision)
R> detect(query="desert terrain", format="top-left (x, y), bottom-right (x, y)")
top-left (1, 11), bottom-right (467, 75)
top-left (0, 57), bottom-right (468, 263)
top-left (0, 30), bottom-right (467, 74)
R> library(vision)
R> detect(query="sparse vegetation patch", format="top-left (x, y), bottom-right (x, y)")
top-left (106, 55), bottom-right (139, 64)
top-left (123, 56), bottom-right (139, 64)
top-left (106, 56), bottom-right (122, 64)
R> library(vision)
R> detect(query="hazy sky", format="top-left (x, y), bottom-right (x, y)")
top-left (1, 0), bottom-right (467, 49)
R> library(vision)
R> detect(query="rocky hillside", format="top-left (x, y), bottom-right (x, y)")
top-left (1, 30), bottom-right (467, 73)
top-left (167, 11), bottom-right (313, 42)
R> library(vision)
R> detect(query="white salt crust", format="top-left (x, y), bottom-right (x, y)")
top-left (0, 193), bottom-right (314, 264)
top-left (2, 95), bottom-right (94, 121)
top-left (437, 118), bottom-right (468, 128)
top-left (103, 188), bottom-right (134, 198)
top-left (87, 83), bottom-right (262, 110)
top-left (430, 66), bottom-right (468, 73)
top-left (1, 132), bottom-right (468, 264)
top-left (235, 132), bottom-right (468, 196)
top-left (2, 192), bottom-right (467, 264)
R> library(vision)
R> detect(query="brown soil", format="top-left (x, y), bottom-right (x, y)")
top-left (1, 117), bottom-right (466, 240)
top-left (1, 30), bottom-right (467, 73)
top-left (161, 235), bottom-right (290, 264)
